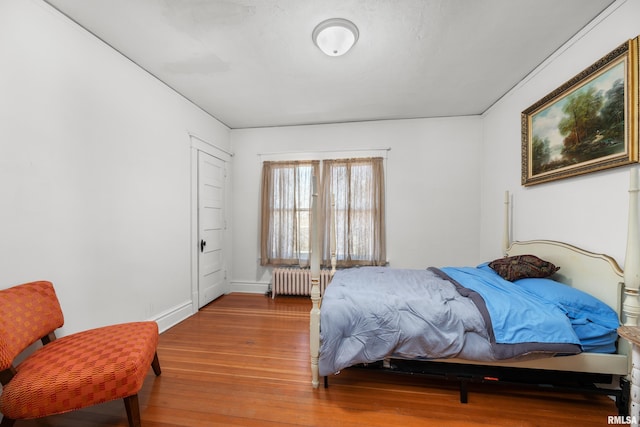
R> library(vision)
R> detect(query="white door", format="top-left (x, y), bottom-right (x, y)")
top-left (198, 151), bottom-right (226, 307)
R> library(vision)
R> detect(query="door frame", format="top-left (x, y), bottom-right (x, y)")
top-left (190, 133), bottom-right (233, 314)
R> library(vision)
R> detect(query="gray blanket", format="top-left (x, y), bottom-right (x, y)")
top-left (318, 267), bottom-right (495, 376)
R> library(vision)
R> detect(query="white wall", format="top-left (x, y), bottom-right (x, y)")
top-left (5, 0), bottom-right (637, 333)
top-left (480, 0), bottom-right (640, 266)
top-left (230, 117), bottom-right (482, 292)
top-left (0, 0), bottom-right (230, 334)
top-left (230, 0), bottom-right (640, 293)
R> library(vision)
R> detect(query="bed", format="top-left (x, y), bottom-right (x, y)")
top-left (308, 169), bottom-right (640, 415)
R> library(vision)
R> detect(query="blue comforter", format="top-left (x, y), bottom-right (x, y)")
top-left (439, 266), bottom-right (579, 345)
top-left (318, 266), bottom-right (583, 377)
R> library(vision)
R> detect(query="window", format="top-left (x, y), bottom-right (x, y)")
top-left (260, 160), bottom-right (319, 266)
top-left (260, 157), bottom-right (385, 267)
top-left (321, 157), bottom-right (386, 267)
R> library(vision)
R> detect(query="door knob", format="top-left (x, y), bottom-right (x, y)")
top-left (200, 239), bottom-right (206, 252)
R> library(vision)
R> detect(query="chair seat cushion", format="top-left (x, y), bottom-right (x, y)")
top-left (0, 321), bottom-right (158, 419)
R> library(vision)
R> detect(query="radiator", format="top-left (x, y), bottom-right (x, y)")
top-left (271, 268), bottom-right (332, 298)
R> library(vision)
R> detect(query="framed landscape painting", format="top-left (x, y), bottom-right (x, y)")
top-left (521, 36), bottom-right (639, 186)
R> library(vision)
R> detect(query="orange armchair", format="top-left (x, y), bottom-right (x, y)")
top-left (0, 281), bottom-right (161, 427)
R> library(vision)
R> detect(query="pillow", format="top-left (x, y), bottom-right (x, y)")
top-left (513, 277), bottom-right (619, 327)
top-left (488, 254), bottom-right (560, 281)
top-left (513, 277), bottom-right (620, 353)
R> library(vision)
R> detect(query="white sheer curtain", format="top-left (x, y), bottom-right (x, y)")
top-left (321, 157), bottom-right (386, 267)
top-left (260, 160), bottom-right (320, 266)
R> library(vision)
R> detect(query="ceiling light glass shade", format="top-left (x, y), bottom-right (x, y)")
top-left (312, 18), bottom-right (359, 56)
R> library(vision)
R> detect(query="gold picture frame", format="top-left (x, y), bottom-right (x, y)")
top-left (521, 36), bottom-right (639, 186)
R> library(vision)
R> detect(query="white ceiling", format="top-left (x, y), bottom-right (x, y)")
top-left (44, 0), bottom-right (616, 129)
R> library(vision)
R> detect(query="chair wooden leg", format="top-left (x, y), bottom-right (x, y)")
top-left (151, 351), bottom-right (161, 376)
top-left (0, 416), bottom-right (15, 427)
top-left (124, 394), bottom-right (141, 427)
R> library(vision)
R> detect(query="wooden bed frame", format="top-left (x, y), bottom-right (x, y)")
top-left (309, 168), bottom-right (640, 414)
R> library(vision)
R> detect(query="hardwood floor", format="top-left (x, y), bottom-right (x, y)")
top-left (12, 293), bottom-right (620, 426)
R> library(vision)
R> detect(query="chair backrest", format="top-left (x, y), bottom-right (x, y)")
top-left (0, 281), bottom-right (64, 370)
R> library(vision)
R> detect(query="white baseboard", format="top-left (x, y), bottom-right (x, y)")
top-left (230, 280), bottom-right (270, 294)
top-left (151, 300), bottom-right (194, 333)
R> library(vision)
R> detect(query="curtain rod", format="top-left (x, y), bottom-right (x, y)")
top-left (257, 147), bottom-right (391, 157)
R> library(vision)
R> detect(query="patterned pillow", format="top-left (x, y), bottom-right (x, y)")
top-left (488, 255), bottom-right (560, 282)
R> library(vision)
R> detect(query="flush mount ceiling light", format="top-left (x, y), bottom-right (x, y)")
top-left (312, 18), bottom-right (359, 57)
